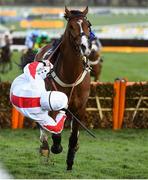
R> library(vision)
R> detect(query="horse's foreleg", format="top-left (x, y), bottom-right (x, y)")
top-left (39, 127), bottom-right (50, 160)
top-left (66, 120), bottom-right (79, 170)
top-left (51, 133), bottom-right (63, 154)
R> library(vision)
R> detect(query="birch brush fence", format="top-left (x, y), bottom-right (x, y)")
top-left (0, 81), bottom-right (148, 129)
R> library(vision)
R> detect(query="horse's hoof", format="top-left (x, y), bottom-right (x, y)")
top-left (67, 166), bottom-right (72, 171)
top-left (40, 149), bottom-right (49, 157)
top-left (39, 140), bottom-right (50, 157)
top-left (39, 146), bottom-right (50, 164)
top-left (51, 144), bottom-right (63, 154)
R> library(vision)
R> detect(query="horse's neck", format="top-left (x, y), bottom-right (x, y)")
top-left (57, 36), bottom-right (83, 82)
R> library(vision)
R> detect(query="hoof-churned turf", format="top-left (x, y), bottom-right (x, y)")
top-left (0, 129), bottom-right (148, 179)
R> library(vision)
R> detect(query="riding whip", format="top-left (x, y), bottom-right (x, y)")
top-left (63, 108), bottom-right (96, 138)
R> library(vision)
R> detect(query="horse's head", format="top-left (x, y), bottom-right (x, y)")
top-left (88, 37), bottom-right (102, 62)
top-left (64, 6), bottom-right (91, 57)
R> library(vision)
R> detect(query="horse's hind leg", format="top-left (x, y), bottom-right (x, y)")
top-left (51, 133), bottom-right (63, 154)
top-left (1, 63), bottom-right (5, 74)
top-left (9, 60), bottom-right (12, 71)
top-left (66, 120), bottom-right (79, 170)
top-left (39, 127), bottom-right (50, 161)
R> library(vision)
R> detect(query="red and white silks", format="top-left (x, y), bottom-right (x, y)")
top-left (10, 61), bottom-right (68, 134)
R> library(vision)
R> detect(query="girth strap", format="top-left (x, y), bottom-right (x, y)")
top-left (49, 69), bottom-right (89, 88)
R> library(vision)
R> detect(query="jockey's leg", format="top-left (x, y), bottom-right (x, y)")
top-left (40, 91), bottom-right (68, 112)
top-left (31, 110), bottom-right (67, 135)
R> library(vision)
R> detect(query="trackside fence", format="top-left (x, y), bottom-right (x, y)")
top-left (0, 81), bottom-right (148, 129)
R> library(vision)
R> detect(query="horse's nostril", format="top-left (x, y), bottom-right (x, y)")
top-left (81, 44), bottom-right (86, 52)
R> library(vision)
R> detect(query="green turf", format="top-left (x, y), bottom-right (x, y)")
top-left (87, 14), bottom-right (148, 26)
top-left (0, 129), bottom-right (148, 179)
top-left (0, 51), bottom-right (22, 82)
top-left (100, 52), bottom-right (148, 82)
top-left (0, 51), bottom-right (147, 83)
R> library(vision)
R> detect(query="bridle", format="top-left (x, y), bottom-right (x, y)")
top-left (67, 16), bottom-right (90, 54)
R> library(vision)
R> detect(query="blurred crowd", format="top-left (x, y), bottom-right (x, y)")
top-left (0, 0), bottom-right (148, 6)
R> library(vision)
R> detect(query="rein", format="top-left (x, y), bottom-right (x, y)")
top-left (64, 108), bottom-right (96, 138)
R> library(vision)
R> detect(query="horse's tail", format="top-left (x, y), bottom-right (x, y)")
top-left (20, 49), bottom-right (36, 70)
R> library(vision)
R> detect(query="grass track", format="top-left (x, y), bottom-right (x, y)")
top-left (0, 129), bottom-right (148, 179)
top-left (100, 52), bottom-right (148, 82)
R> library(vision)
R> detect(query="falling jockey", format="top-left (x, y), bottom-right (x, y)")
top-left (10, 60), bottom-right (68, 134)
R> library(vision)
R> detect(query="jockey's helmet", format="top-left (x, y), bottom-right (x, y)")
top-left (41, 31), bottom-right (48, 39)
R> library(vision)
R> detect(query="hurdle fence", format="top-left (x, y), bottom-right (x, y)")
top-left (10, 80), bottom-right (148, 129)
top-left (85, 80), bottom-right (148, 129)
top-left (0, 81), bottom-right (147, 129)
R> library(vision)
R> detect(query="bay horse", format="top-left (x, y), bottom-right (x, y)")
top-left (0, 44), bottom-right (12, 74)
top-left (24, 6), bottom-right (93, 170)
top-left (89, 36), bottom-right (103, 81)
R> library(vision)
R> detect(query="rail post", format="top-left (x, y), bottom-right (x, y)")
top-left (11, 106), bottom-right (19, 129)
top-left (118, 79), bottom-right (126, 128)
top-left (113, 79), bottom-right (120, 130)
top-left (11, 106), bottom-right (24, 129)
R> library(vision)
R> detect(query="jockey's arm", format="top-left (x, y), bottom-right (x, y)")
top-left (23, 61), bottom-right (52, 85)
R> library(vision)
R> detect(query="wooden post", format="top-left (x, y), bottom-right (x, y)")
top-left (11, 106), bottom-right (24, 129)
top-left (11, 106), bottom-right (19, 129)
top-left (18, 113), bottom-right (24, 128)
top-left (113, 79), bottom-right (120, 130)
top-left (118, 79), bottom-right (126, 128)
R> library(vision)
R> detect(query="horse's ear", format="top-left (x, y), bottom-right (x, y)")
top-left (65, 6), bottom-right (71, 19)
top-left (82, 6), bottom-right (88, 16)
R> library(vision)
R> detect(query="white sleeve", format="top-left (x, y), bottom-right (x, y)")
top-left (23, 61), bottom-right (52, 82)
top-left (23, 62), bottom-right (44, 81)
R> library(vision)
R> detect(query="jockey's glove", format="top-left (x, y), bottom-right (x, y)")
top-left (61, 106), bottom-right (68, 113)
top-left (41, 60), bottom-right (53, 68)
top-left (59, 110), bottom-right (66, 114)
